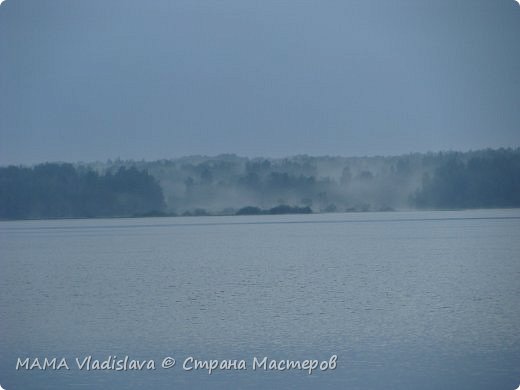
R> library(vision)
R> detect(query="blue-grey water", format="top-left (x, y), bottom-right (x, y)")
top-left (1, 210), bottom-right (519, 389)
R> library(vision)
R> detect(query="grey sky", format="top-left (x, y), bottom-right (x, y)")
top-left (0, 0), bottom-right (519, 165)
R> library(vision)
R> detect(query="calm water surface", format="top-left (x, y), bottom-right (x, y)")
top-left (1, 210), bottom-right (519, 389)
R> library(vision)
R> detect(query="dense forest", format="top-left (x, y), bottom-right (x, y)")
top-left (412, 150), bottom-right (520, 209)
top-left (0, 164), bottom-right (165, 219)
top-left (0, 148), bottom-right (519, 219)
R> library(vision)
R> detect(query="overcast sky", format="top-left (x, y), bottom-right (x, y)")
top-left (0, 0), bottom-right (519, 164)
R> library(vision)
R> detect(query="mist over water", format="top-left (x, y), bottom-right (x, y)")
top-left (85, 148), bottom-right (520, 215)
top-left (2, 148), bottom-right (519, 220)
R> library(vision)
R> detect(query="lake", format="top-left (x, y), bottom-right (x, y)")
top-left (1, 210), bottom-right (519, 389)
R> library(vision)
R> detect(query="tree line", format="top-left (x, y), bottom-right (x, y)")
top-left (96, 148), bottom-right (519, 214)
top-left (412, 149), bottom-right (520, 209)
top-left (1, 148), bottom-right (519, 219)
top-left (0, 164), bottom-right (165, 219)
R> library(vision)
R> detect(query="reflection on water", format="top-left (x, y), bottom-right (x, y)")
top-left (1, 210), bottom-right (519, 389)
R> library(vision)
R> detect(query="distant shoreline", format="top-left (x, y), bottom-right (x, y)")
top-left (2, 207), bottom-right (520, 223)
top-left (2, 148), bottom-right (519, 220)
